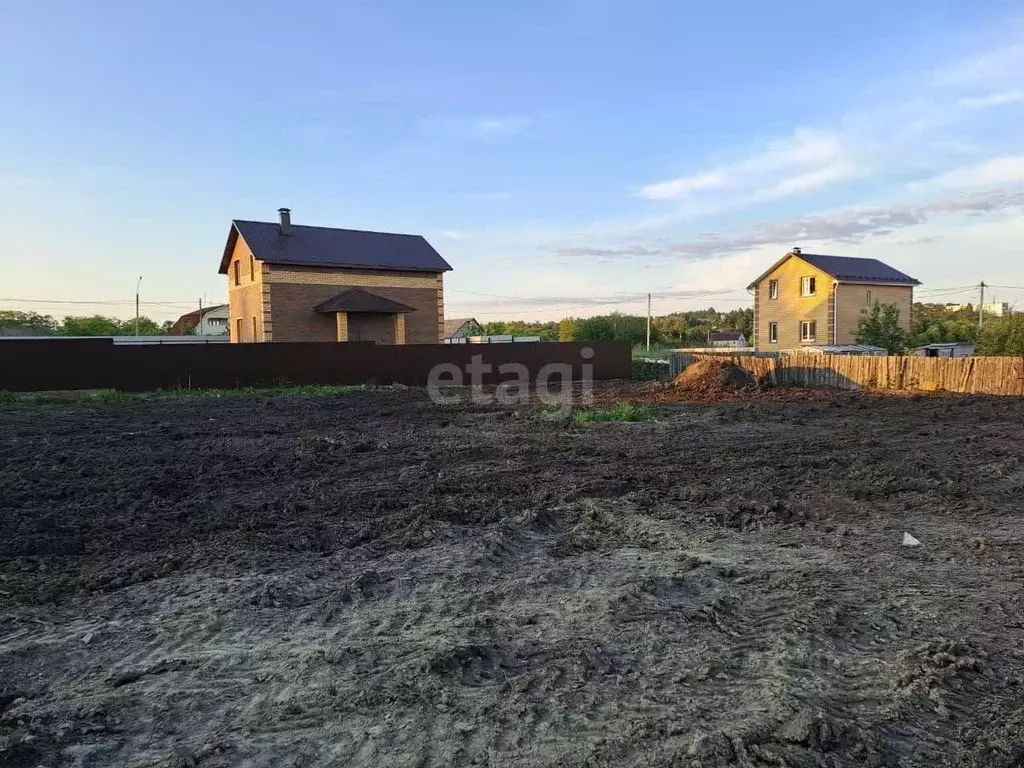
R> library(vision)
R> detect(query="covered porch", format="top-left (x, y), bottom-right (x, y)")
top-left (314, 288), bottom-right (415, 344)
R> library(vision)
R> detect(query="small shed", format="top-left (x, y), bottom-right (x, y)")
top-left (914, 342), bottom-right (975, 358)
top-left (708, 331), bottom-right (747, 348)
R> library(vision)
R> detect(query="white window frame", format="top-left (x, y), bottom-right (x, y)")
top-left (769, 279), bottom-right (779, 300)
top-left (866, 289), bottom-right (872, 306)
top-left (800, 320), bottom-right (816, 342)
top-left (800, 276), bottom-right (816, 296)
top-left (769, 322), bottom-right (778, 344)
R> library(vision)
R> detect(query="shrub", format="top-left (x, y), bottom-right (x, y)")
top-left (574, 402), bottom-right (657, 422)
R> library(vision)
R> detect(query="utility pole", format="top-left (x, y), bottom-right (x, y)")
top-left (198, 297), bottom-right (203, 336)
top-left (646, 292), bottom-right (652, 351)
top-left (135, 275), bottom-right (143, 336)
top-left (979, 281), bottom-right (985, 328)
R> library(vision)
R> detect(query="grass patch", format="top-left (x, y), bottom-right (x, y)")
top-left (573, 401), bottom-right (657, 423)
top-left (533, 401), bottom-right (658, 423)
top-left (0, 383), bottom-right (370, 405)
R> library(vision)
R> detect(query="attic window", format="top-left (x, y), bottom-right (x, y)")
top-left (769, 279), bottom-right (779, 300)
top-left (801, 276), bottom-right (816, 296)
top-left (233, 261), bottom-right (240, 286)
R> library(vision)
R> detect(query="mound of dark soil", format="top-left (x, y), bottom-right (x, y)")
top-left (672, 359), bottom-right (755, 392)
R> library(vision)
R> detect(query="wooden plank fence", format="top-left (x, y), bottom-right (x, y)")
top-left (670, 353), bottom-right (1024, 396)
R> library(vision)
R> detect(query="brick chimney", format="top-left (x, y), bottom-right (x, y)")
top-left (278, 207), bottom-right (292, 235)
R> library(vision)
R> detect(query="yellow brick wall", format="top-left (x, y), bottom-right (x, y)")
top-left (835, 283), bottom-right (913, 344)
top-left (227, 237), bottom-right (268, 343)
top-left (754, 256), bottom-right (833, 350)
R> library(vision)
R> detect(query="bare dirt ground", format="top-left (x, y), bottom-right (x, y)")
top-left (2, 388), bottom-right (1024, 767)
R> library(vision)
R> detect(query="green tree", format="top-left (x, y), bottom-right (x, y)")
top-left (574, 315), bottom-right (616, 342)
top-left (977, 314), bottom-right (1024, 355)
top-left (557, 317), bottom-right (576, 342)
top-left (58, 315), bottom-right (122, 336)
top-left (119, 317), bottom-right (164, 336)
top-left (0, 310), bottom-right (57, 334)
top-left (856, 302), bottom-right (908, 354)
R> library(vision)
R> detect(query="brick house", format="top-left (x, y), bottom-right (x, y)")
top-left (443, 317), bottom-right (483, 341)
top-left (749, 248), bottom-right (920, 351)
top-left (219, 209), bottom-right (452, 343)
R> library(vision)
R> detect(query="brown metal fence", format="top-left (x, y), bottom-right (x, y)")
top-left (672, 352), bottom-right (1024, 396)
top-left (0, 339), bottom-right (632, 392)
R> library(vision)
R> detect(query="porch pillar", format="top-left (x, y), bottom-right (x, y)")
top-left (394, 314), bottom-right (406, 345)
top-left (336, 312), bottom-right (349, 342)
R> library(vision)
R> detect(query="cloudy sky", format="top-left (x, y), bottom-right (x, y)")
top-left (2, 1), bottom-right (1023, 321)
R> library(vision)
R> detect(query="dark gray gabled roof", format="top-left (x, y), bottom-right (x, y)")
top-left (314, 288), bottom-right (416, 314)
top-left (796, 254), bottom-right (920, 285)
top-left (748, 251), bottom-right (921, 288)
top-left (219, 219), bottom-right (452, 274)
top-left (709, 331), bottom-right (745, 341)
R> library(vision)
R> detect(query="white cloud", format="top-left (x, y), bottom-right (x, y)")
top-left (553, 188), bottom-right (1024, 263)
top-left (639, 170), bottom-right (729, 200)
top-left (439, 229), bottom-right (474, 240)
top-left (474, 117), bottom-right (532, 136)
top-left (936, 43), bottom-right (1024, 85)
top-left (754, 162), bottom-right (859, 201)
top-left (637, 129), bottom-right (853, 205)
top-left (417, 115), bottom-right (534, 141)
top-left (912, 156), bottom-right (1024, 191)
top-left (959, 90), bottom-right (1024, 108)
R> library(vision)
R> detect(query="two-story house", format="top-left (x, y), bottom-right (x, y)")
top-left (748, 248), bottom-right (920, 351)
top-left (219, 209), bottom-right (452, 344)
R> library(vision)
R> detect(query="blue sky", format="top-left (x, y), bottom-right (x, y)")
top-left (2, 0), bottom-right (1024, 321)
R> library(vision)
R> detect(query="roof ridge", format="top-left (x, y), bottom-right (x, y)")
top-left (232, 219), bottom-right (424, 239)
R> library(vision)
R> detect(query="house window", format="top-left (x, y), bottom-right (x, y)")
top-left (233, 260), bottom-right (240, 286)
top-left (800, 320), bottom-right (816, 342)
top-left (249, 254), bottom-right (255, 281)
top-left (866, 290), bottom-right (872, 306)
top-left (235, 318), bottom-right (242, 341)
top-left (251, 316), bottom-right (257, 341)
top-left (769, 279), bottom-right (779, 300)
top-left (769, 322), bottom-right (778, 344)
top-left (800, 276), bottom-right (816, 296)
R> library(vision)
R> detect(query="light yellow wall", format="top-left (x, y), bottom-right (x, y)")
top-left (226, 237), bottom-right (267, 343)
top-left (835, 283), bottom-right (914, 344)
top-left (754, 256), bottom-right (832, 350)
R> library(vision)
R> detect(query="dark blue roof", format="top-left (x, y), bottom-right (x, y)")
top-left (796, 253), bottom-right (920, 285)
top-left (219, 219), bottom-right (452, 274)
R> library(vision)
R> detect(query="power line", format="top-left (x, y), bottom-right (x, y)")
top-left (0, 297), bottom-right (201, 307)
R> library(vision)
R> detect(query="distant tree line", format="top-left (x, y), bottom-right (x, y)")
top-left (0, 311), bottom-right (173, 336)
top-left (480, 307), bottom-right (753, 348)
top-left (857, 302), bottom-right (1023, 355)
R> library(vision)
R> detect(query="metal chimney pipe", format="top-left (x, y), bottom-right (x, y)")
top-left (278, 208), bottom-right (292, 235)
